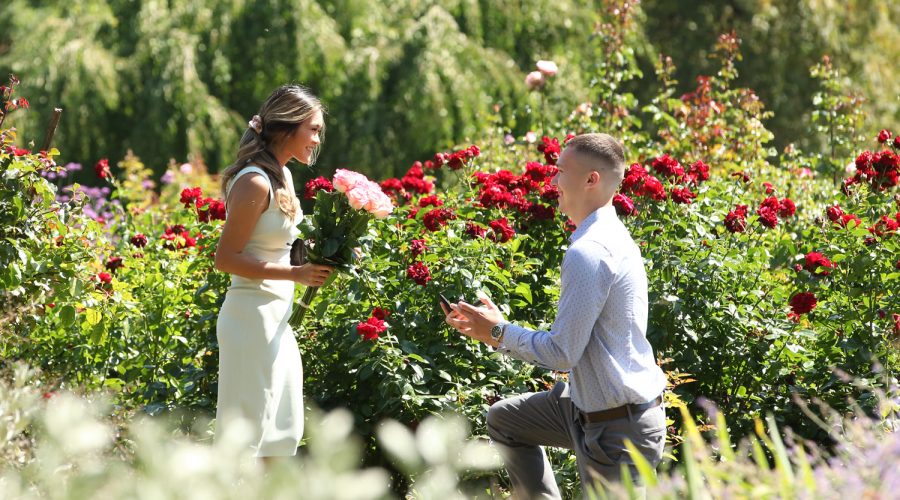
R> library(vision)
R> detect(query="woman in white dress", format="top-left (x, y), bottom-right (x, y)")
top-left (214, 85), bottom-right (334, 458)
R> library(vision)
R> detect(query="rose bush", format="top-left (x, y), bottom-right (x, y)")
top-left (2, 8), bottom-right (899, 498)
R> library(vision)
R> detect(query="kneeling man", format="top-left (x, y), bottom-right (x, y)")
top-left (446, 133), bottom-right (667, 498)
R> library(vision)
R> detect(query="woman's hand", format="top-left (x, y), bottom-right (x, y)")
top-left (292, 263), bottom-right (334, 287)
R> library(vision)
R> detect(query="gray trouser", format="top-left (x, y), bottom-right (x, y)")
top-left (486, 382), bottom-right (666, 499)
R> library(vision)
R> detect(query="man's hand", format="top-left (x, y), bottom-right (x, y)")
top-left (444, 295), bottom-right (505, 348)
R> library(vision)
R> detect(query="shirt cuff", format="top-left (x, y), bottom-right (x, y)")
top-left (498, 323), bottom-right (528, 357)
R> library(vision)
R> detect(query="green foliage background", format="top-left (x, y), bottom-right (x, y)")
top-left (0, 0), bottom-right (897, 181)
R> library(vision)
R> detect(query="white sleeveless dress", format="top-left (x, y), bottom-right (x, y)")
top-left (216, 165), bottom-right (304, 457)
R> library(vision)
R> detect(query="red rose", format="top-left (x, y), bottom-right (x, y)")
top-left (725, 210), bottom-right (747, 233)
top-left (671, 187), bottom-right (697, 204)
top-left (893, 136), bottom-right (900, 150)
top-left (371, 308), bottom-right (390, 320)
top-left (356, 316), bottom-right (386, 341)
top-left (406, 162), bottom-right (425, 179)
top-left (778, 198), bottom-right (796, 218)
top-left (651, 154), bottom-right (685, 180)
top-left (423, 208), bottom-right (456, 231)
top-left (165, 224), bottom-right (186, 235)
top-left (380, 178), bottom-right (404, 197)
top-left (418, 195), bottom-right (443, 208)
top-left (304, 176), bottom-right (335, 199)
top-left (855, 150), bottom-right (874, 173)
top-left (893, 313), bottom-right (900, 336)
top-left (757, 197), bottom-right (781, 228)
top-left (803, 252), bottom-right (834, 276)
top-left (478, 184), bottom-right (511, 209)
top-left (869, 215), bottom-right (899, 237)
top-left (639, 176), bottom-right (667, 201)
top-left (621, 163), bottom-right (648, 194)
top-left (763, 182), bottom-right (774, 194)
top-left (878, 129), bottom-right (892, 143)
top-left (17, 97), bottom-right (29, 109)
top-left (180, 187), bottom-right (203, 209)
top-left (401, 175), bottom-right (434, 195)
top-left (197, 197), bottom-right (226, 222)
top-left (208, 199), bottom-right (226, 221)
top-left (523, 162), bottom-right (552, 184)
top-left (895, 259), bottom-right (900, 271)
top-left (789, 291), bottom-right (817, 315)
top-left (465, 222), bottom-right (487, 239)
top-left (471, 172), bottom-right (490, 185)
top-left (105, 256), bottom-right (124, 272)
top-left (489, 218), bottom-right (516, 243)
top-left (613, 193), bottom-right (637, 216)
top-left (97, 272), bottom-right (112, 285)
top-left (6, 146), bottom-right (30, 156)
top-left (687, 160), bottom-right (710, 184)
top-left (407, 262), bottom-right (432, 286)
top-left (839, 213), bottom-right (861, 228)
top-left (130, 233), bottom-right (148, 248)
top-left (95, 158), bottom-right (110, 179)
top-left (540, 184), bottom-right (560, 201)
top-left (826, 205), bottom-right (843, 223)
top-left (410, 239), bottom-right (428, 257)
top-left (528, 203), bottom-right (556, 221)
top-left (537, 137), bottom-right (561, 165)
top-left (161, 229), bottom-right (196, 250)
top-left (731, 171), bottom-right (751, 183)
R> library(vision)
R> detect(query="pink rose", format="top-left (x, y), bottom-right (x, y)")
top-left (525, 71), bottom-right (545, 90)
top-left (536, 60), bottom-right (558, 76)
top-left (362, 182), bottom-right (394, 218)
top-left (371, 193), bottom-right (394, 218)
top-left (333, 169), bottom-right (368, 193)
top-left (345, 186), bottom-right (370, 210)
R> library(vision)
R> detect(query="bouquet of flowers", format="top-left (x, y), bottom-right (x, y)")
top-left (288, 169), bottom-right (394, 329)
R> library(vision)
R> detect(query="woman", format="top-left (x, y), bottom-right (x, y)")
top-left (214, 84), bottom-right (334, 458)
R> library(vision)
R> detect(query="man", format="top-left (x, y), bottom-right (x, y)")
top-left (445, 133), bottom-right (667, 498)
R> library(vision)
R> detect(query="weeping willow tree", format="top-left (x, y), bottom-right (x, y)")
top-left (1, 0), bottom-right (896, 179)
top-left (0, 0), bottom-right (601, 179)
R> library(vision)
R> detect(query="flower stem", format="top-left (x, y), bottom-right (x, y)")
top-left (289, 286), bottom-right (319, 330)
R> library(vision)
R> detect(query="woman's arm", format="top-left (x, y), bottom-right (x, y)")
top-left (214, 174), bottom-right (332, 285)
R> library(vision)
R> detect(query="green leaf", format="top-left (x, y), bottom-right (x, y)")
top-left (514, 282), bottom-right (533, 304)
top-left (59, 305), bottom-right (76, 326)
top-left (85, 308), bottom-right (102, 326)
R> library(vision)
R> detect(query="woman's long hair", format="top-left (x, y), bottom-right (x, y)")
top-left (221, 84), bottom-right (325, 219)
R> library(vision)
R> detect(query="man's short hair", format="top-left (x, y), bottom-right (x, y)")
top-left (564, 133), bottom-right (626, 183)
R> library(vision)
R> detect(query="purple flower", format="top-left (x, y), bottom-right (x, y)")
top-left (160, 170), bottom-right (175, 184)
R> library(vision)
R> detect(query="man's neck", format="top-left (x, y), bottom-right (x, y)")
top-left (570, 199), bottom-right (613, 228)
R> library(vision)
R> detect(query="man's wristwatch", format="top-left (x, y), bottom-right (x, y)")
top-left (490, 322), bottom-right (509, 343)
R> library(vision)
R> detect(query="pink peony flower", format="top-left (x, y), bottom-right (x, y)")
top-left (365, 184), bottom-right (395, 219)
top-left (345, 186), bottom-right (370, 210)
top-left (525, 71), bottom-right (545, 90)
top-left (536, 60), bottom-right (558, 76)
top-left (333, 169), bottom-right (368, 193)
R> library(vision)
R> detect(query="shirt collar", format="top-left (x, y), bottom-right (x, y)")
top-left (569, 205), bottom-right (617, 242)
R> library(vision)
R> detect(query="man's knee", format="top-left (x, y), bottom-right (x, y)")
top-left (486, 397), bottom-right (514, 440)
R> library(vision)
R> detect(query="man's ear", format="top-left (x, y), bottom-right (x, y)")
top-left (586, 170), bottom-right (602, 188)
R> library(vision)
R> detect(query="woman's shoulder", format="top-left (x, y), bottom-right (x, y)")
top-left (228, 172), bottom-right (270, 201)
top-left (227, 165), bottom-right (273, 195)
